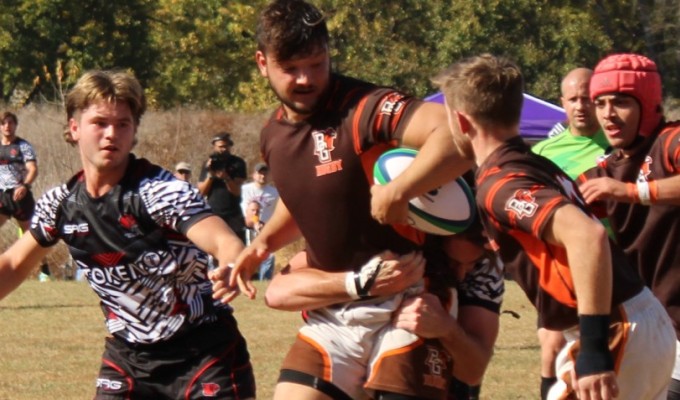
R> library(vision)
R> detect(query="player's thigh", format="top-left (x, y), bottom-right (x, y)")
top-left (273, 382), bottom-right (335, 400)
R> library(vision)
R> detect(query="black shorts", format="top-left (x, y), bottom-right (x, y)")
top-left (0, 188), bottom-right (35, 221)
top-left (95, 312), bottom-right (255, 400)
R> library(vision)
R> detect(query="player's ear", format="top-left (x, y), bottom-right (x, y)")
top-left (255, 51), bottom-right (268, 78)
top-left (455, 111), bottom-right (472, 135)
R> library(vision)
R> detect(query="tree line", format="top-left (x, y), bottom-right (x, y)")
top-left (1, 0), bottom-right (678, 110)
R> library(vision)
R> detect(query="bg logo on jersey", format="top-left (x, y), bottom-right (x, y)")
top-left (380, 93), bottom-right (406, 115)
top-left (505, 189), bottom-right (538, 219)
top-left (312, 128), bottom-right (343, 177)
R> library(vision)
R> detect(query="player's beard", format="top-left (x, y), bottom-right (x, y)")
top-left (268, 67), bottom-right (332, 118)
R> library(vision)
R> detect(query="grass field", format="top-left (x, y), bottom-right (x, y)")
top-left (0, 279), bottom-right (540, 400)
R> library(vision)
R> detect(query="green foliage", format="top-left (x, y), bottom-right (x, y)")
top-left (149, 0), bottom-right (262, 108)
top-left (0, 0), bottom-right (157, 104)
top-left (0, 0), bottom-right (679, 108)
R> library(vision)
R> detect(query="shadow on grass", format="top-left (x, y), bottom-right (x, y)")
top-left (0, 304), bottom-right (98, 311)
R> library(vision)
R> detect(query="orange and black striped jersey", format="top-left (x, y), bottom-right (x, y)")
top-left (580, 121), bottom-right (680, 339)
top-left (476, 137), bottom-right (642, 330)
top-left (260, 74), bottom-right (424, 272)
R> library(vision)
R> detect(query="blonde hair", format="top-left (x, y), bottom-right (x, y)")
top-left (64, 70), bottom-right (146, 144)
top-left (433, 54), bottom-right (523, 129)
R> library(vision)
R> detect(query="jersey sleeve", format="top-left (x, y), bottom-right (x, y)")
top-left (19, 140), bottom-right (37, 163)
top-left (480, 171), bottom-right (570, 240)
top-left (458, 258), bottom-right (504, 313)
top-left (660, 124), bottom-right (680, 173)
top-left (351, 88), bottom-right (423, 148)
top-left (29, 185), bottom-right (68, 247)
top-left (140, 176), bottom-right (213, 235)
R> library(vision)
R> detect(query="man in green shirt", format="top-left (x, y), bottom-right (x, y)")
top-left (533, 68), bottom-right (609, 179)
top-left (531, 67), bottom-right (610, 400)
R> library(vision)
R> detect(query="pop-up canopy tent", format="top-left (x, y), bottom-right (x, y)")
top-left (425, 92), bottom-right (566, 141)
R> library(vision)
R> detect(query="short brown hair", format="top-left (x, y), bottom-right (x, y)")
top-left (256, 0), bottom-right (329, 61)
top-left (65, 70), bottom-right (146, 143)
top-left (1, 111), bottom-right (18, 124)
top-left (433, 54), bottom-right (523, 129)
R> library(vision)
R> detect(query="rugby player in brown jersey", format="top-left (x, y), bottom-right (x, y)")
top-left (434, 53), bottom-right (675, 400)
top-left (578, 53), bottom-right (680, 399)
top-left (208, 1), bottom-right (504, 399)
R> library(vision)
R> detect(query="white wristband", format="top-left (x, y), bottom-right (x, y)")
top-left (345, 271), bottom-right (360, 300)
top-left (637, 181), bottom-right (651, 205)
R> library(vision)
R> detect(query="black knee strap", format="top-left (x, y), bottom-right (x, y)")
top-left (278, 369), bottom-right (353, 400)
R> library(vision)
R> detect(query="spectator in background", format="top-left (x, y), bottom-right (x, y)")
top-left (242, 199), bottom-right (273, 280)
top-left (197, 132), bottom-right (247, 244)
top-left (530, 67), bottom-right (610, 400)
top-left (173, 161), bottom-right (192, 182)
top-left (0, 111), bottom-right (50, 282)
top-left (241, 162), bottom-right (279, 223)
top-left (578, 53), bottom-right (680, 399)
top-left (241, 162), bottom-right (278, 280)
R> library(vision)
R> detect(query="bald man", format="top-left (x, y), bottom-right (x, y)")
top-left (531, 68), bottom-right (611, 400)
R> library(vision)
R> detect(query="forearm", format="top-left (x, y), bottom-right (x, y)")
top-left (569, 225), bottom-right (611, 315)
top-left (0, 236), bottom-right (51, 300)
top-left (397, 126), bottom-right (474, 200)
top-left (23, 162), bottom-right (38, 185)
top-left (253, 199), bottom-right (302, 253)
top-left (186, 215), bottom-right (244, 265)
top-left (226, 177), bottom-right (244, 197)
top-left (646, 175), bottom-right (680, 205)
top-left (197, 177), bottom-right (212, 196)
top-left (445, 308), bottom-right (498, 385)
top-left (265, 266), bottom-right (350, 311)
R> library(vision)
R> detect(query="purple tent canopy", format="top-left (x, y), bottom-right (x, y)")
top-left (425, 92), bottom-right (566, 140)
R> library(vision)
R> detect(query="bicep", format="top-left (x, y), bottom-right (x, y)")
top-left (400, 102), bottom-right (449, 148)
top-left (543, 204), bottom-right (602, 247)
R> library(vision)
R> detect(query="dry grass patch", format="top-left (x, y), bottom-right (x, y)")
top-left (0, 279), bottom-right (540, 399)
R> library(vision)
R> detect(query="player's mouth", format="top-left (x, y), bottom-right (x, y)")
top-left (603, 123), bottom-right (623, 137)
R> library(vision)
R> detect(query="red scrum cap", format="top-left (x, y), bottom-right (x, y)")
top-left (590, 53), bottom-right (663, 137)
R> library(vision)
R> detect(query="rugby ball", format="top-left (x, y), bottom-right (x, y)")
top-left (373, 148), bottom-right (476, 235)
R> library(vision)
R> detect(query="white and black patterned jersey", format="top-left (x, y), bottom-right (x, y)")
top-left (458, 258), bottom-right (504, 313)
top-left (0, 137), bottom-right (36, 190)
top-left (29, 155), bottom-right (230, 344)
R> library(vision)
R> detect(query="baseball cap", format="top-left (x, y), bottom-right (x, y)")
top-left (590, 53), bottom-right (663, 137)
top-left (175, 161), bottom-right (192, 172)
top-left (211, 132), bottom-right (234, 146)
top-left (254, 162), bottom-right (268, 173)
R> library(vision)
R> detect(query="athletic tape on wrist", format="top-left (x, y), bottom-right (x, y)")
top-left (345, 257), bottom-right (383, 300)
top-left (345, 272), bottom-right (361, 300)
top-left (637, 180), bottom-right (652, 205)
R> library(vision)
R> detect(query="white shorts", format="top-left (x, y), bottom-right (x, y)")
top-left (673, 339), bottom-right (680, 380)
top-left (280, 282), bottom-right (453, 400)
top-left (549, 288), bottom-right (675, 400)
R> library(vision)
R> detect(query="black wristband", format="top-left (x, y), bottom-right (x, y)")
top-left (575, 314), bottom-right (613, 377)
top-left (21, 183), bottom-right (31, 190)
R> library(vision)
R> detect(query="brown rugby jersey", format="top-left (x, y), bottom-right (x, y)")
top-left (580, 121), bottom-right (680, 338)
top-left (260, 74), bottom-right (425, 272)
top-left (476, 137), bottom-right (642, 330)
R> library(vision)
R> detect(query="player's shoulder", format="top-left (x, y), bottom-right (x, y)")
top-left (531, 131), bottom-right (569, 154)
top-left (658, 120), bottom-right (680, 137)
